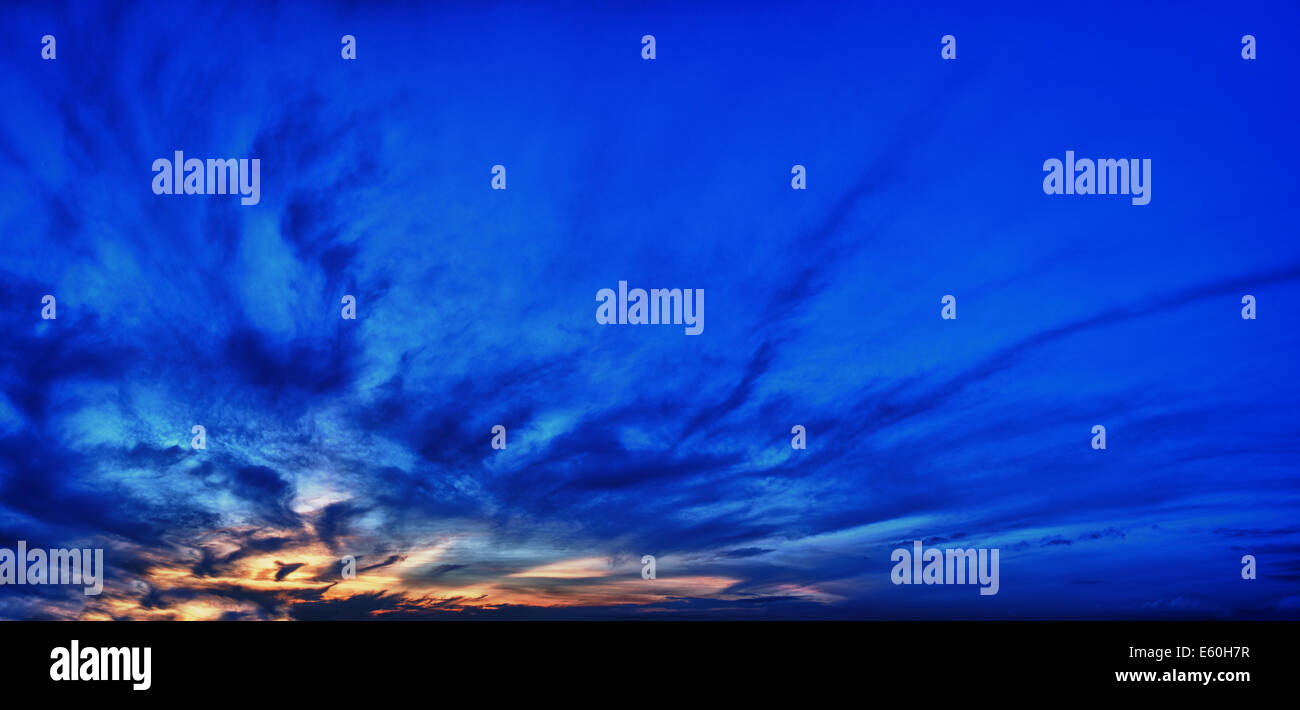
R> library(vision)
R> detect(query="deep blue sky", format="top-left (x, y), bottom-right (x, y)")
top-left (1, 1), bottom-right (1297, 619)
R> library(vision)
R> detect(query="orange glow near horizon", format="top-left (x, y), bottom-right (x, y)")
top-left (71, 530), bottom-right (769, 620)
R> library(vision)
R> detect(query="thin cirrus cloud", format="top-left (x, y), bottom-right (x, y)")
top-left (1, 1), bottom-right (1298, 620)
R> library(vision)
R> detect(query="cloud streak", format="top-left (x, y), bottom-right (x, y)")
top-left (1, 0), bottom-right (1298, 620)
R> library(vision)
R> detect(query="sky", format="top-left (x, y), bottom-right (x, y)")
top-left (0, 0), bottom-right (1298, 620)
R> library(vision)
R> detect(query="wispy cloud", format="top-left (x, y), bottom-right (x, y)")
top-left (1, 0), bottom-right (1298, 620)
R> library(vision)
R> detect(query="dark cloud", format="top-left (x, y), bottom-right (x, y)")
top-left (0, 0), bottom-right (1297, 622)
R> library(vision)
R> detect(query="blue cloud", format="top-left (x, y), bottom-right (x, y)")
top-left (1, 0), bottom-right (1298, 620)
